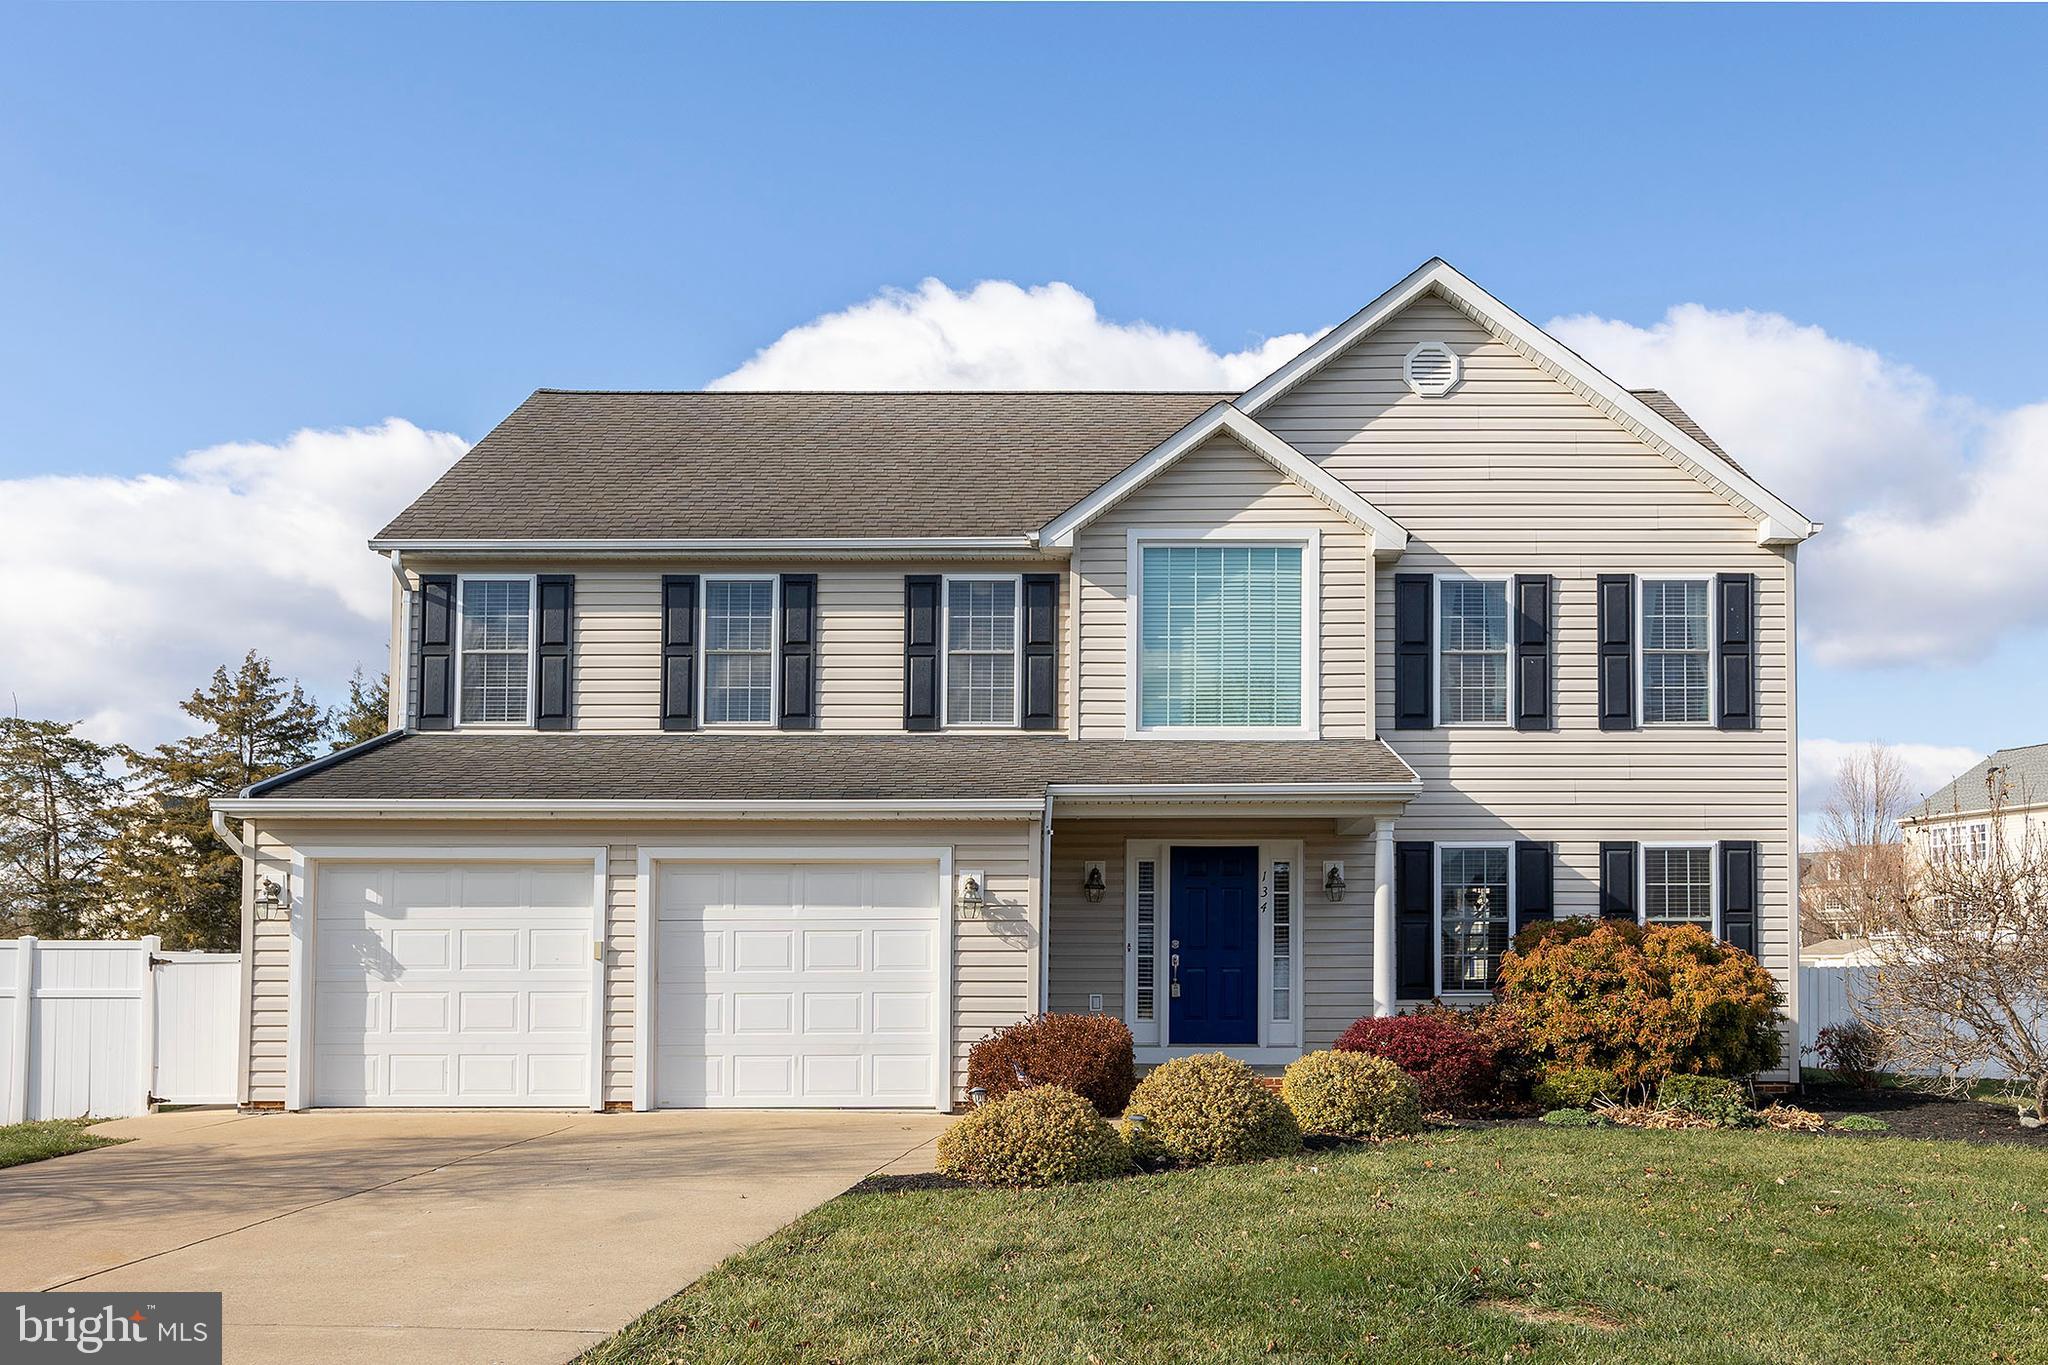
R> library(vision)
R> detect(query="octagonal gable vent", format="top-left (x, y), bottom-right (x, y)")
top-left (1403, 341), bottom-right (1461, 397)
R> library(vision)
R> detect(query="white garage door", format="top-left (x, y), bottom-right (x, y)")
top-left (313, 860), bottom-right (594, 1107)
top-left (655, 859), bottom-right (943, 1108)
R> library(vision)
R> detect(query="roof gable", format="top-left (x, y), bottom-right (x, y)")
top-left (1038, 402), bottom-right (1409, 553)
top-left (1235, 259), bottom-right (1817, 546)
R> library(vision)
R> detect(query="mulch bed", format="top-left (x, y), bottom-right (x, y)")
top-left (1794, 1082), bottom-right (2048, 1147)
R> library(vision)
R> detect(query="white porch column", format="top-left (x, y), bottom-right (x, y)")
top-left (1372, 819), bottom-right (1397, 1017)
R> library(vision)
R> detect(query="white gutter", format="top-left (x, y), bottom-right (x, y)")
top-left (366, 535), bottom-right (1048, 558)
top-left (210, 797), bottom-right (1047, 820)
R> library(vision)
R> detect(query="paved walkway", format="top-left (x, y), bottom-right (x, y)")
top-left (1, 1108), bottom-right (948, 1364)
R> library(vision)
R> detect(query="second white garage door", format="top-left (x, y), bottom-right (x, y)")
top-left (653, 858), bottom-right (943, 1108)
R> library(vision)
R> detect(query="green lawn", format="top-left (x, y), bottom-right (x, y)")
top-left (0, 1118), bottom-right (121, 1169)
top-left (584, 1126), bottom-right (2048, 1365)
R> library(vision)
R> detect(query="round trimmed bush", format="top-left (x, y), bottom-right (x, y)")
top-left (1496, 919), bottom-right (1783, 1088)
top-left (935, 1086), bottom-right (1130, 1186)
top-left (1122, 1053), bottom-right (1302, 1167)
top-left (1334, 1009), bottom-right (1500, 1113)
top-left (967, 1013), bottom-right (1137, 1116)
top-left (1532, 1064), bottom-right (1624, 1110)
top-left (1281, 1050), bottom-right (1421, 1140)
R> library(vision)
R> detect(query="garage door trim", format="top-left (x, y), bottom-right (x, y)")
top-left (634, 845), bottom-right (954, 1113)
top-left (285, 844), bottom-right (608, 1112)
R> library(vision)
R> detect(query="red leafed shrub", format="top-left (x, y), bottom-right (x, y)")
top-left (967, 1013), bottom-right (1137, 1116)
top-left (1494, 918), bottom-right (1783, 1089)
top-left (1335, 1008), bottom-right (1502, 1113)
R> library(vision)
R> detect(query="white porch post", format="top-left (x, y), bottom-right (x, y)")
top-left (1372, 819), bottom-right (1397, 1017)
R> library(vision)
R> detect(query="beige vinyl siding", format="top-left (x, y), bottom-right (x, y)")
top-left (1072, 434), bottom-right (1377, 739)
top-left (398, 558), bottom-right (1063, 734)
top-left (1048, 818), bottom-right (1378, 1051)
top-left (240, 816), bottom-right (1039, 1107)
top-left (1258, 293), bottom-right (1798, 1059)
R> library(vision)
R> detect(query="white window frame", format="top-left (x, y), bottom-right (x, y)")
top-left (1124, 526), bottom-right (1322, 741)
top-left (454, 573), bottom-right (538, 729)
top-left (1636, 574), bottom-right (1716, 727)
top-left (1433, 842), bottom-right (1516, 999)
top-left (1123, 838), bottom-right (1304, 1061)
top-left (698, 574), bottom-right (780, 729)
top-left (1431, 573), bottom-right (1512, 728)
top-left (1639, 841), bottom-right (1720, 935)
top-left (940, 573), bottom-right (1024, 729)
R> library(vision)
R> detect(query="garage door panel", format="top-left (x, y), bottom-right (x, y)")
top-left (655, 859), bottom-right (941, 1109)
top-left (313, 860), bottom-right (593, 1108)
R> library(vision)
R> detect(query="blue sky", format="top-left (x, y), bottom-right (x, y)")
top-left (3, 3), bottom-right (2045, 808)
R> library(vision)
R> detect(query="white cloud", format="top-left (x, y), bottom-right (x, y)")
top-left (713, 278), bottom-right (1321, 392)
top-left (0, 421), bottom-right (467, 748)
top-left (1549, 307), bottom-right (2048, 668)
top-left (1798, 738), bottom-right (1983, 809)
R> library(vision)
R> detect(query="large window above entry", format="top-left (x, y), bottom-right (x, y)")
top-left (1134, 537), bottom-right (1313, 736)
top-left (458, 576), bottom-right (532, 725)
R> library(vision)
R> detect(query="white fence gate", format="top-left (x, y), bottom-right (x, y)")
top-left (1, 937), bottom-right (242, 1122)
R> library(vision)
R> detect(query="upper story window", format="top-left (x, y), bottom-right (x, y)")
top-left (1133, 535), bottom-right (1315, 736)
top-left (1643, 845), bottom-right (1714, 929)
top-left (944, 576), bottom-right (1020, 727)
top-left (1641, 578), bottom-right (1711, 724)
top-left (1438, 844), bottom-right (1510, 993)
top-left (1436, 578), bottom-right (1509, 725)
top-left (458, 576), bottom-right (532, 725)
top-left (703, 576), bottom-right (776, 726)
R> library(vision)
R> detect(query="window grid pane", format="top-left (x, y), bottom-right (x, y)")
top-left (1642, 580), bottom-right (1710, 723)
top-left (945, 580), bottom-right (1017, 725)
top-left (1138, 545), bottom-right (1303, 729)
top-left (1438, 580), bottom-right (1508, 724)
top-left (705, 579), bottom-right (775, 724)
top-left (458, 579), bottom-right (531, 724)
top-left (1439, 847), bottom-right (1510, 993)
top-left (1644, 846), bottom-right (1714, 928)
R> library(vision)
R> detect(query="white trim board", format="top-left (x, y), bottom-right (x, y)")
top-left (1038, 404), bottom-right (1409, 554)
top-left (1233, 258), bottom-right (1818, 548)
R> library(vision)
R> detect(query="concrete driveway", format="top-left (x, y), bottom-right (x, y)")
top-left (0, 1108), bottom-right (949, 1364)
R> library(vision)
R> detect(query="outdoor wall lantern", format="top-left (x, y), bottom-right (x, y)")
top-left (1082, 862), bottom-right (1107, 903)
top-left (1323, 862), bottom-right (1347, 903)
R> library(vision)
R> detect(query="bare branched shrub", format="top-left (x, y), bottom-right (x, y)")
top-left (1866, 771), bottom-right (2048, 1116)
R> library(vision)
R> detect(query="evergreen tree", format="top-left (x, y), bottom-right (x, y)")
top-left (0, 716), bottom-right (126, 938)
top-left (107, 652), bottom-right (324, 949)
top-left (328, 667), bottom-right (391, 752)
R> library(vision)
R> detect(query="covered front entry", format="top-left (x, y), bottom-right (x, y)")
top-left (1168, 846), bottom-right (1260, 1045)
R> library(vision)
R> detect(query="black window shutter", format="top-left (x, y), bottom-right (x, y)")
top-left (1720, 840), bottom-right (1760, 954)
top-left (1597, 574), bottom-right (1635, 731)
top-left (1513, 574), bottom-right (1551, 732)
top-left (1514, 840), bottom-right (1554, 928)
top-left (1393, 573), bottom-right (1433, 730)
top-left (416, 574), bottom-right (456, 731)
top-left (1716, 573), bottom-right (1757, 731)
top-left (1599, 841), bottom-right (1639, 920)
top-left (1021, 573), bottom-right (1060, 731)
top-left (659, 575), bottom-right (699, 732)
top-left (778, 574), bottom-right (818, 731)
top-left (1395, 840), bottom-right (1436, 1000)
top-left (903, 575), bottom-right (940, 731)
top-left (534, 575), bottom-right (575, 730)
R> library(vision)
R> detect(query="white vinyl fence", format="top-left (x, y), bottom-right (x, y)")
top-left (1, 937), bottom-right (241, 1122)
top-left (1800, 964), bottom-right (2018, 1082)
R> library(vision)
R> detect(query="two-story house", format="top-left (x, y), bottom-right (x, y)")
top-left (212, 260), bottom-right (1816, 1112)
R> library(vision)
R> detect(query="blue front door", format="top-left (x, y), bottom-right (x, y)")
top-left (1169, 846), bottom-right (1259, 1046)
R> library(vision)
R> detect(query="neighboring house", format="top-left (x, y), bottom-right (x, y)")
top-left (1901, 744), bottom-right (2048, 869)
top-left (211, 259), bottom-right (1817, 1112)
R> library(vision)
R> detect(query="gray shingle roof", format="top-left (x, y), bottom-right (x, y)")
top-left (245, 733), bottom-right (1416, 802)
top-left (377, 390), bottom-right (1229, 541)
top-left (1905, 742), bottom-right (2048, 820)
